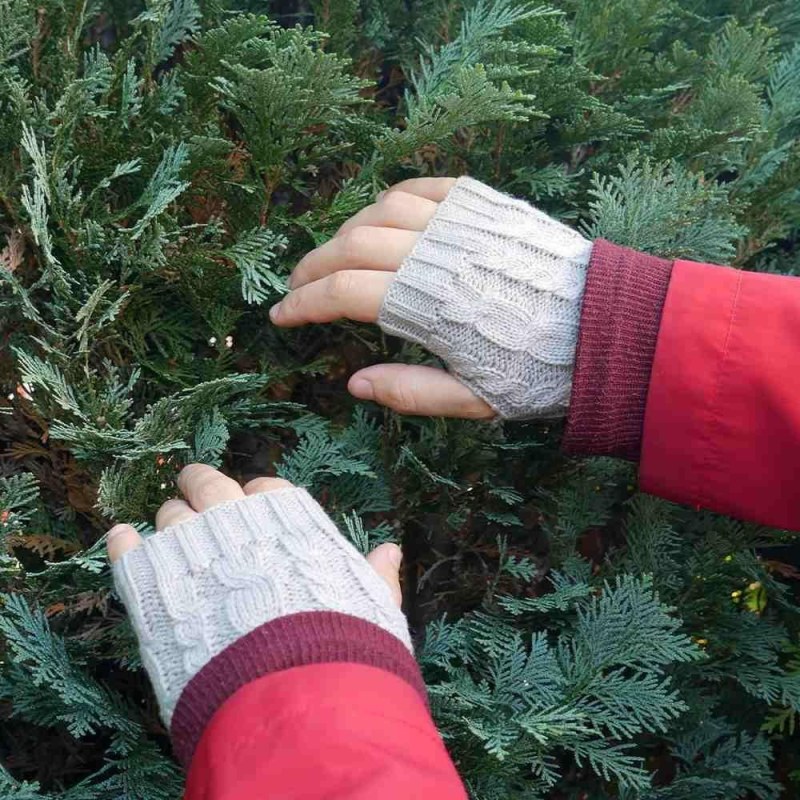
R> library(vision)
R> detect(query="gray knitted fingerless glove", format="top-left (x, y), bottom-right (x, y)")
top-left (378, 176), bottom-right (592, 419)
top-left (112, 488), bottom-right (410, 727)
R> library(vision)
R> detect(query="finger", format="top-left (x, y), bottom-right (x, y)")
top-left (289, 227), bottom-right (419, 289)
top-left (271, 270), bottom-right (393, 327)
top-left (366, 543), bottom-right (403, 608)
top-left (348, 364), bottom-right (495, 419)
top-left (335, 192), bottom-right (438, 238)
top-left (242, 476), bottom-right (294, 495)
top-left (381, 177), bottom-right (458, 202)
top-left (177, 463), bottom-right (244, 512)
top-left (107, 524), bottom-right (144, 563)
top-left (155, 499), bottom-right (198, 531)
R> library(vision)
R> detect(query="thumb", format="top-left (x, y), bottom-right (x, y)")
top-left (106, 524), bottom-right (144, 563)
top-left (366, 543), bottom-right (403, 608)
top-left (348, 364), bottom-right (494, 419)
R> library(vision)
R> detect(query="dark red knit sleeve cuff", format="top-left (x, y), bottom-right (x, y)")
top-left (170, 611), bottom-right (426, 769)
top-left (563, 239), bottom-right (674, 461)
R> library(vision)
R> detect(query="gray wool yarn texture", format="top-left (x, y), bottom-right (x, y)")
top-left (112, 488), bottom-right (411, 727)
top-left (378, 176), bottom-right (592, 419)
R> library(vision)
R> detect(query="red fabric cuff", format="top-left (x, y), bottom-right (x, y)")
top-left (170, 611), bottom-right (425, 769)
top-left (563, 239), bottom-right (674, 461)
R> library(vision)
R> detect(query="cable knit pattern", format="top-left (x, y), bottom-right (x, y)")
top-left (112, 487), bottom-right (411, 727)
top-left (378, 176), bottom-right (592, 419)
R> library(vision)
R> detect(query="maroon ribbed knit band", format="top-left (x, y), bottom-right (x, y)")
top-left (170, 610), bottom-right (426, 768)
top-left (563, 239), bottom-right (673, 461)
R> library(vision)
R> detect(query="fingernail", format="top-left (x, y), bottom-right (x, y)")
top-left (287, 273), bottom-right (295, 289)
top-left (376, 190), bottom-right (387, 201)
top-left (349, 377), bottom-right (374, 400)
top-left (269, 302), bottom-right (281, 321)
top-left (389, 545), bottom-right (403, 567)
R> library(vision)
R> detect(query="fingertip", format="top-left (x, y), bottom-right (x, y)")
top-left (106, 524), bottom-right (143, 563)
top-left (155, 498), bottom-right (197, 531)
top-left (176, 463), bottom-right (217, 494)
top-left (385, 542), bottom-right (403, 568)
top-left (178, 462), bottom-right (207, 479)
top-left (242, 476), bottom-right (294, 495)
top-left (107, 523), bottom-right (133, 541)
top-left (384, 177), bottom-right (458, 202)
top-left (177, 463), bottom-right (244, 511)
top-left (370, 541), bottom-right (402, 566)
top-left (348, 375), bottom-right (374, 400)
top-left (366, 542), bottom-right (403, 608)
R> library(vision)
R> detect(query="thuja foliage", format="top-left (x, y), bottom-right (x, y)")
top-left (0, 1), bottom-right (799, 797)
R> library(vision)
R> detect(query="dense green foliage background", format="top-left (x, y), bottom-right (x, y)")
top-left (0, 1), bottom-right (799, 798)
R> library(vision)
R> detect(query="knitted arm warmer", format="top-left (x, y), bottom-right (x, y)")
top-left (112, 488), bottom-right (411, 731)
top-left (378, 176), bottom-right (593, 419)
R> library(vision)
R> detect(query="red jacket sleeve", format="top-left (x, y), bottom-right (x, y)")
top-left (565, 240), bottom-right (800, 531)
top-left (184, 663), bottom-right (467, 800)
top-left (640, 259), bottom-right (800, 529)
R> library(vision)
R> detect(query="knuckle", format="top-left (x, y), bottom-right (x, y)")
top-left (283, 289), bottom-right (304, 314)
top-left (326, 269), bottom-right (354, 300)
top-left (386, 377), bottom-right (418, 414)
top-left (340, 226), bottom-right (369, 260)
top-left (381, 190), bottom-right (410, 212)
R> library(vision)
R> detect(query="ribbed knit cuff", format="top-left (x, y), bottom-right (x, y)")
top-left (563, 239), bottom-right (674, 460)
top-left (171, 610), bottom-right (426, 768)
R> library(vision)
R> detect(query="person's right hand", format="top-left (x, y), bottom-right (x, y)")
top-left (271, 176), bottom-right (591, 421)
top-left (106, 463), bottom-right (413, 769)
top-left (107, 464), bottom-right (404, 607)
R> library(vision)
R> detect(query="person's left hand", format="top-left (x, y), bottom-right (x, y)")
top-left (106, 463), bottom-right (415, 768)
top-left (270, 178), bottom-right (494, 420)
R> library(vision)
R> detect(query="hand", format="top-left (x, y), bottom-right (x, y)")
top-left (272, 175), bottom-right (591, 421)
top-left (106, 464), bottom-right (416, 766)
top-left (107, 464), bottom-right (403, 606)
top-left (271, 177), bottom-right (495, 419)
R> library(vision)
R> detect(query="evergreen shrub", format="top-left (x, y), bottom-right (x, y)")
top-left (0, 1), bottom-right (798, 798)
